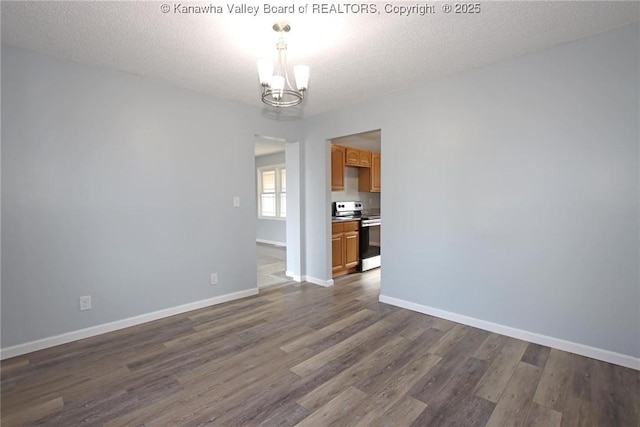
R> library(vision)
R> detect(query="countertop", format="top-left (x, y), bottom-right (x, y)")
top-left (332, 217), bottom-right (360, 223)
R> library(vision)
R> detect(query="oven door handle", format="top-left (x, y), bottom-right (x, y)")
top-left (361, 220), bottom-right (381, 227)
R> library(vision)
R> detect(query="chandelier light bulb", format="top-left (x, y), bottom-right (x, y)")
top-left (257, 59), bottom-right (274, 86)
top-left (294, 65), bottom-right (309, 91)
top-left (270, 75), bottom-right (285, 100)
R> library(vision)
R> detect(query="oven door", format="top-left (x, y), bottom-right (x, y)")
top-left (359, 220), bottom-right (381, 271)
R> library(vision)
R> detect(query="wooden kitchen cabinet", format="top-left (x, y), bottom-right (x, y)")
top-left (331, 233), bottom-right (344, 273)
top-left (344, 231), bottom-right (359, 269)
top-left (345, 147), bottom-right (360, 166)
top-left (331, 145), bottom-right (345, 191)
top-left (358, 152), bottom-right (381, 192)
top-left (332, 221), bottom-right (359, 277)
top-left (358, 150), bottom-right (372, 167)
top-left (345, 147), bottom-right (371, 167)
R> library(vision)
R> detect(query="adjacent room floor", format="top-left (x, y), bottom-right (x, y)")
top-left (257, 242), bottom-right (288, 288)
top-left (1, 271), bottom-right (638, 426)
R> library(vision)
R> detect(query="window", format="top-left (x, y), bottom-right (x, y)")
top-left (258, 165), bottom-right (286, 219)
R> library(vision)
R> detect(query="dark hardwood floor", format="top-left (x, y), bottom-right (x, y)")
top-left (1, 270), bottom-right (638, 426)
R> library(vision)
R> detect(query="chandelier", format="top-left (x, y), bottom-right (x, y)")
top-left (257, 23), bottom-right (309, 108)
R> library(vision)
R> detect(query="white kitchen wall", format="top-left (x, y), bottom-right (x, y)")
top-left (302, 23), bottom-right (640, 362)
top-left (1, 46), bottom-right (301, 350)
top-left (330, 167), bottom-right (381, 210)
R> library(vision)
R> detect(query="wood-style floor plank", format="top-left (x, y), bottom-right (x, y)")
top-left (474, 333), bottom-right (509, 361)
top-left (1, 270), bottom-right (637, 426)
top-left (295, 386), bottom-right (368, 427)
top-left (410, 356), bottom-right (490, 426)
top-left (474, 338), bottom-right (529, 402)
top-left (525, 402), bottom-right (562, 427)
top-left (344, 351), bottom-right (441, 425)
top-left (485, 362), bottom-right (543, 427)
top-left (374, 395), bottom-right (427, 427)
top-left (521, 343), bottom-right (551, 368)
top-left (532, 348), bottom-right (574, 411)
top-left (280, 308), bottom-right (374, 353)
top-left (560, 395), bottom-right (601, 427)
top-left (0, 396), bottom-right (64, 426)
top-left (296, 335), bottom-right (411, 412)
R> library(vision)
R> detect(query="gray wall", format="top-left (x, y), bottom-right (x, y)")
top-left (1, 46), bottom-right (300, 348)
top-left (285, 141), bottom-right (303, 276)
top-left (255, 151), bottom-right (286, 244)
top-left (302, 23), bottom-right (640, 358)
top-left (2, 23), bottom-right (639, 360)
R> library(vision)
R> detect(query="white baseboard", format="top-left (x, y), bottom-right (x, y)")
top-left (0, 288), bottom-right (259, 360)
top-left (286, 271), bottom-right (302, 282)
top-left (304, 276), bottom-right (334, 287)
top-left (256, 239), bottom-right (286, 247)
top-left (379, 294), bottom-right (640, 371)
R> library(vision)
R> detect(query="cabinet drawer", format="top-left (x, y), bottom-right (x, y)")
top-left (343, 221), bottom-right (359, 232)
top-left (332, 222), bottom-right (344, 233)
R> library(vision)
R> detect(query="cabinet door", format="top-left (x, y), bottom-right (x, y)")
top-left (359, 150), bottom-right (372, 167)
top-left (345, 147), bottom-right (360, 166)
top-left (332, 234), bottom-right (345, 272)
top-left (358, 152), bottom-right (381, 193)
top-left (331, 145), bottom-right (345, 191)
top-left (344, 231), bottom-right (359, 269)
top-left (371, 152), bottom-right (381, 192)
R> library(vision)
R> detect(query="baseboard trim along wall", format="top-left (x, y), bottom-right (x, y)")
top-left (0, 288), bottom-right (259, 360)
top-left (256, 239), bottom-right (286, 247)
top-left (304, 276), bottom-right (334, 287)
top-left (285, 271), bottom-right (303, 282)
top-left (379, 294), bottom-right (640, 371)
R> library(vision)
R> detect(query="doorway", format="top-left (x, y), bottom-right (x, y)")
top-left (254, 135), bottom-right (302, 287)
top-left (329, 129), bottom-right (382, 279)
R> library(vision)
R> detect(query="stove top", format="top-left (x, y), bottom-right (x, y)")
top-left (333, 201), bottom-right (380, 222)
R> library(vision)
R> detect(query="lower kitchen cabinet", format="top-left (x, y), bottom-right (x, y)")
top-left (332, 221), bottom-right (359, 278)
top-left (331, 234), bottom-right (344, 274)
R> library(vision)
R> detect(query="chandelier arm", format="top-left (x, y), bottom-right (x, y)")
top-left (282, 47), bottom-right (295, 91)
top-left (276, 41), bottom-right (284, 78)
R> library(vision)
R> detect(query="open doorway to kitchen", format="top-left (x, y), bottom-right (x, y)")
top-left (254, 135), bottom-right (302, 288)
top-left (330, 130), bottom-right (381, 280)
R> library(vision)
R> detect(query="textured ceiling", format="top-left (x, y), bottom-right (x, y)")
top-left (2, 1), bottom-right (639, 117)
top-left (333, 130), bottom-right (381, 152)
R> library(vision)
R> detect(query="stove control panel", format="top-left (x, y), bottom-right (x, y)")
top-left (333, 201), bottom-right (363, 216)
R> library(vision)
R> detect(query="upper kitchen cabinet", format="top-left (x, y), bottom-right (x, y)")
top-left (359, 150), bottom-right (372, 167)
top-left (345, 147), bottom-right (371, 167)
top-left (331, 144), bottom-right (345, 191)
top-left (358, 152), bottom-right (381, 192)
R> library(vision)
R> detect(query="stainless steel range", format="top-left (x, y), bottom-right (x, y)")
top-left (333, 201), bottom-right (381, 272)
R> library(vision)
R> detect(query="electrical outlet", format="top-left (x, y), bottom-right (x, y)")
top-left (79, 295), bottom-right (92, 311)
top-left (233, 196), bottom-right (240, 208)
top-left (210, 273), bottom-right (218, 285)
